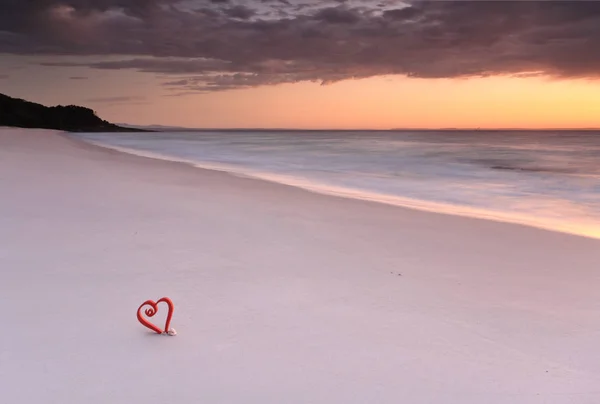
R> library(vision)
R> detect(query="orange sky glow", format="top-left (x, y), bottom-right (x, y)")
top-left (3, 60), bottom-right (599, 130)
top-left (97, 75), bottom-right (600, 129)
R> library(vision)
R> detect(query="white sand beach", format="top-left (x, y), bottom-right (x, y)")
top-left (1, 128), bottom-right (600, 404)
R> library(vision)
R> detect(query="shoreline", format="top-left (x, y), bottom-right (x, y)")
top-left (3, 128), bottom-right (600, 403)
top-left (71, 132), bottom-right (600, 241)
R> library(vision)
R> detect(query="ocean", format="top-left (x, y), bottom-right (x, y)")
top-left (74, 130), bottom-right (600, 239)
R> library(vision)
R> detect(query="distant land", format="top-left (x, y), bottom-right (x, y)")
top-left (117, 123), bottom-right (198, 132)
top-left (0, 93), bottom-right (146, 132)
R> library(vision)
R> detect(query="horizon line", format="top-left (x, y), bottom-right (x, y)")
top-left (120, 124), bottom-right (600, 132)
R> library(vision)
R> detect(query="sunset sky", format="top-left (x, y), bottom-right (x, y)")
top-left (1, 0), bottom-right (600, 129)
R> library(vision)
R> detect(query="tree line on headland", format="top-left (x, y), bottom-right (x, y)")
top-left (0, 93), bottom-right (145, 132)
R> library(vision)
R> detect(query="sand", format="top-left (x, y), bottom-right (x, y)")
top-left (1, 128), bottom-right (600, 404)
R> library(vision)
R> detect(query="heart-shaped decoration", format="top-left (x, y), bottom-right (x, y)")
top-left (137, 297), bottom-right (174, 334)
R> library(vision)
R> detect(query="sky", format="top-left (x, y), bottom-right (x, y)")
top-left (1, 0), bottom-right (600, 129)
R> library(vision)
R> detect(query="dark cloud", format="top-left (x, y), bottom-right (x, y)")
top-left (69, 76), bottom-right (88, 80)
top-left (223, 5), bottom-right (255, 19)
top-left (313, 7), bottom-right (361, 24)
top-left (0, 74), bottom-right (9, 79)
top-left (1, 1), bottom-right (599, 92)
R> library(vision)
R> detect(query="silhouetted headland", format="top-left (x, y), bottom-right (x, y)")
top-left (0, 93), bottom-right (148, 132)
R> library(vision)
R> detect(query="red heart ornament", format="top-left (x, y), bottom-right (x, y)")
top-left (137, 297), bottom-right (174, 334)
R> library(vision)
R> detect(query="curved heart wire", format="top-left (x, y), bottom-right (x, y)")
top-left (136, 297), bottom-right (174, 334)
